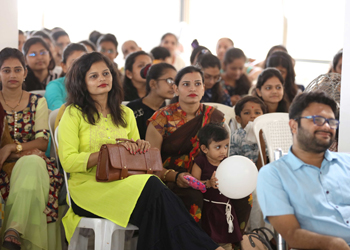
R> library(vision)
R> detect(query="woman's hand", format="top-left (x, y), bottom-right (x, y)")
top-left (176, 172), bottom-right (191, 188)
top-left (120, 139), bottom-right (151, 154)
top-left (209, 171), bottom-right (219, 189)
top-left (136, 139), bottom-right (151, 153)
top-left (19, 148), bottom-right (46, 158)
top-left (0, 144), bottom-right (15, 169)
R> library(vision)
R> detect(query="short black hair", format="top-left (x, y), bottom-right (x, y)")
top-left (235, 96), bottom-right (267, 117)
top-left (160, 33), bottom-right (178, 44)
top-left (198, 53), bottom-right (221, 70)
top-left (198, 123), bottom-right (229, 148)
top-left (97, 33), bottom-right (118, 49)
top-left (150, 46), bottom-right (171, 60)
top-left (79, 40), bottom-right (97, 51)
top-left (89, 30), bottom-right (102, 45)
top-left (289, 91), bottom-right (338, 122)
top-left (51, 30), bottom-right (69, 42)
top-left (62, 43), bottom-right (88, 64)
top-left (174, 66), bottom-right (204, 86)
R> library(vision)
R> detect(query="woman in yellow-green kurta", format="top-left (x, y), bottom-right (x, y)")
top-left (58, 52), bottom-right (223, 250)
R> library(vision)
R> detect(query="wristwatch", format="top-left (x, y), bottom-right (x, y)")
top-left (15, 141), bottom-right (23, 154)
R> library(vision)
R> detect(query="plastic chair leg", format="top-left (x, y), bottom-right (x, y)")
top-left (68, 228), bottom-right (80, 250)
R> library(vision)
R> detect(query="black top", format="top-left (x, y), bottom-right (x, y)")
top-left (127, 98), bottom-right (165, 139)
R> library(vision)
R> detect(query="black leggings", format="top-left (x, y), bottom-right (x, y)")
top-left (71, 176), bottom-right (219, 250)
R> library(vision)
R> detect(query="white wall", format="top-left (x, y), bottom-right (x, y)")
top-left (0, 0), bottom-right (18, 50)
top-left (338, 0), bottom-right (350, 152)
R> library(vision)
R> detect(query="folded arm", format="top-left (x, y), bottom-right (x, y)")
top-left (268, 214), bottom-right (350, 250)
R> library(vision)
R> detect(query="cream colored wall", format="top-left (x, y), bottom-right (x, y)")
top-left (338, 0), bottom-right (350, 152)
top-left (0, 0), bottom-right (18, 50)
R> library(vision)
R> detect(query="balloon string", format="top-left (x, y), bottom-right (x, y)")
top-left (203, 199), bottom-right (234, 233)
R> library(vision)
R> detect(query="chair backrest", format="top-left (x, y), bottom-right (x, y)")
top-left (48, 108), bottom-right (60, 164)
top-left (30, 90), bottom-right (46, 96)
top-left (55, 126), bottom-right (72, 207)
top-left (223, 122), bottom-right (231, 155)
top-left (203, 102), bottom-right (235, 125)
top-left (253, 113), bottom-right (292, 165)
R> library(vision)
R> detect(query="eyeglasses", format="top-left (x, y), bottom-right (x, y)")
top-left (100, 49), bottom-right (116, 54)
top-left (28, 51), bottom-right (49, 57)
top-left (296, 115), bottom-right (340, 129)
top-left (204, 74), bottom-right (222, 83)
top-left (158, 78), bottom-right (175, 85)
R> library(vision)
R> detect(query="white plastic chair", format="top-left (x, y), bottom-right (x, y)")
top-left (252, 113), bottom-right (292, 166)
top-left (203, 102), bottom-right (235, 125)
top-left (223, 122), bottom-right (231, 154)
top-left (55, 126), bottom-right (139, 250)
top-left (274, 149), bottom-right (287, 250)
top-left (30, 90), bottom-right (46, 96)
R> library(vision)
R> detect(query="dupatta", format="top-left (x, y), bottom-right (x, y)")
top-left (161, 104), bottom-right (224, 173)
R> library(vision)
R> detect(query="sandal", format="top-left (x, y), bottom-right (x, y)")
top-left (2, 228), bottom-right (21, 250)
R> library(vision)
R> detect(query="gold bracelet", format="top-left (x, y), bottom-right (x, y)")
top-left (163, 169), bottom-right (175, 182)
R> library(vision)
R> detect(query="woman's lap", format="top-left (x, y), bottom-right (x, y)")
top-left (3, 155), bottom-right (52, 249)
top-left (71, 176), bottom-right (219, 249)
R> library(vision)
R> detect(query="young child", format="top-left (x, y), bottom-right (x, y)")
top-left (192, 123), bottom-right (251, 250)
top-left (229, 96), bottom-right (267, 168)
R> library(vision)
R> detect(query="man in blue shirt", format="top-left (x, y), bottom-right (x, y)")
top-left (257, 91), bottom-right (350, 250)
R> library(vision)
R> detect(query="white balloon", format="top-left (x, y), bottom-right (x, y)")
top-left (216, 155), bottom-right (258, 199)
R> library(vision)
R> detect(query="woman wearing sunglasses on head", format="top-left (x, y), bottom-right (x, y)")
top-left (127, 63), bottom-right (177, 139)
top-left (22, 36), bottom-right (61, 92)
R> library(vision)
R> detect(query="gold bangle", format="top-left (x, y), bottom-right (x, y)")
top-left (15, 141), bottom-right (22, 154)
top-left (163, 169), bottom-right (175, 181)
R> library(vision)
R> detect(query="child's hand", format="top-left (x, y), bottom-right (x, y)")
top-left (210, 171), bottom-right (219, 189)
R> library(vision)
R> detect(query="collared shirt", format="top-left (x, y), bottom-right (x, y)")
top-left (257, 148), bottom-right (350, 244)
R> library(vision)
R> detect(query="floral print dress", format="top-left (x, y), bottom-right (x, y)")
top-left (0, 93), bottom-right (62, 223)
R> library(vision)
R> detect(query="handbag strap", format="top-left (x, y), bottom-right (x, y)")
top-left (145, 151), bottom-right (153, 175)
top-left (115, 138), bottom-right (135, 143)
top-left (118, 145), bottom-right (154, 178)
top-left (118, 145), bottom-right (128, 179)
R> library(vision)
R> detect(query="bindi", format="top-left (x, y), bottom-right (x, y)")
top-left (251, 106), bottom-right (254, 109)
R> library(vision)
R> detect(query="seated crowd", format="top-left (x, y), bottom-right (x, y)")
top-left (0, 27), bottom-right (347, 250)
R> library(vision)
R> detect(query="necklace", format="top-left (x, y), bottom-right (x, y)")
top-left (1, 90), bottom-right (23, 112)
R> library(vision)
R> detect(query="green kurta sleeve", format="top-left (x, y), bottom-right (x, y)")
top-left (58, 105), bottom-right (91, 173)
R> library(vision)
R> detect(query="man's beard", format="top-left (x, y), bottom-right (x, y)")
top-left (297, 125), bottom-right (335, 154)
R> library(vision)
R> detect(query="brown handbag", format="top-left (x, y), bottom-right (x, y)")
top-left (96, 138), bottom-right (163, 182)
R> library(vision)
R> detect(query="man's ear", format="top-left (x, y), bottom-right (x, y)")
top-left (200, 144), bottom-right (208, 154)
top-left (289, 119), bottom-right (298, 135)
top-left (235, 115), bottom-right (242, 125)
